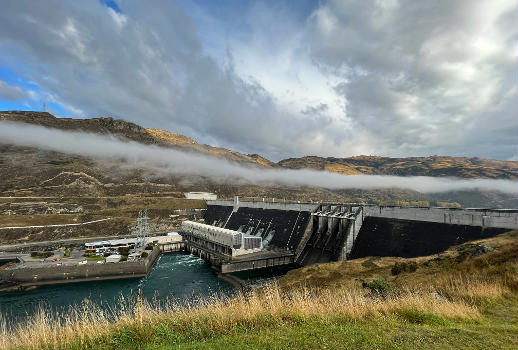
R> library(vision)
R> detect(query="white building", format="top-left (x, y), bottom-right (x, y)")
top-left (85, 234), bottom-right (182, 251)
top-left (184, 192), bottom-right (218, 200)
top-left (180, 220), bottom-right (262, 257)
top-left (105, 254), bottom-right (122, 263)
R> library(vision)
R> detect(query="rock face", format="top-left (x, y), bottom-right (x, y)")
top-left (0, 110), bottom-right (150, 139)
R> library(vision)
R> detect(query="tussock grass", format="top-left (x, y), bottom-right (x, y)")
top-left (0, 285), bottom-right (480, 350)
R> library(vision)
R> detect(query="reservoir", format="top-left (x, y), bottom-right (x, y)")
top-left (0, 253), bottom-right (236, 327)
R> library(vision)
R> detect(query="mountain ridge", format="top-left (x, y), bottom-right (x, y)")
top-left (1, 110), bottom-right (516, 180)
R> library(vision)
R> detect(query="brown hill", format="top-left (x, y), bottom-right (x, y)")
top-left (1, 110), bottom-right (516, 208)
top-left (278, 155), bottom-right (518, 179)
top-left (0, 110), bottom-right (274, 167)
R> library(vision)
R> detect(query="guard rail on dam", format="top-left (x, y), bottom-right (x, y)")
top-left (192, 199), bottom-right (518, 270)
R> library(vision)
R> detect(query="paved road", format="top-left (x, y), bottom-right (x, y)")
top-left (0, 233), bottom-right (138, 251)
top-left (0, 218), bottom-right (113, 230)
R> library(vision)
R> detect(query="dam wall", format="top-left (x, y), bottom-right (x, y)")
top-left (207, 200), bottom-right (318, 212)
top-left (349, 217), bottom-right (508, 259)
top-left (201, 199), bottom-right (517, 268)
top-left (363, 205), bottom-right (518, 229)
top-left (204, 202), bottom-right (311, 252)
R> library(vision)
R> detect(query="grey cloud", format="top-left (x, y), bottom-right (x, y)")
top-left (0, 121), bottom-right (515, 194)
top-left (309, 0), bottom-right (518, 159)
top-left (0, 80), bottom-right (29, 101)
top-left (0, 0), bottom-right (333, 161)
top-left (0, 0), bottom-right (515, 161)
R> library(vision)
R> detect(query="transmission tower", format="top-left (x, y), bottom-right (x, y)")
top-left (135, 209), bottom-right (149, 249)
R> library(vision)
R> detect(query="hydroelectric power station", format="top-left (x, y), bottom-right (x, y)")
top-left (1, 197), bottom-right (516, 291)
top-left (180, 197), bottom-right (517, 273)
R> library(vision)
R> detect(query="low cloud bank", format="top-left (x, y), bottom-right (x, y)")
top-left (1, 121), bottom-right (516, 194)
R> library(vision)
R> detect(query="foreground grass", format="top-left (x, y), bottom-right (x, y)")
top-left (1, 232), bottom-right (517, 349)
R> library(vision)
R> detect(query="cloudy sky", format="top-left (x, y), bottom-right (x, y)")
top-left (0, 0), bottom-right (516, 161)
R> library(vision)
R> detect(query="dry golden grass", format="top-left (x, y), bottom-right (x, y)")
top-left (0, 214), bottom-right (81, 227)
top-left (145, 128), bottom-right (197, 147)
top-left (324, 163), bottom-right (362, 175)
top-left (0, 284), bottom-right (481, 350)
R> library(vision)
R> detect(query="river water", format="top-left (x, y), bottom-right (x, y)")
top-left (0, 253), bottom-right (236, 327)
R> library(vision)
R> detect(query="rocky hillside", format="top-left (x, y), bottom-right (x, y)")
top-left (1, 111), bottom-right (516, 207)
top-left (2, 110), bottom-right (515, 179)
top-left (279, 155), bottom-right (518, 179)
top-left (0, 110), bottom-right (276, 167)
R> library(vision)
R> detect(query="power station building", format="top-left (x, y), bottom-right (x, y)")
top-left (180, 220), bottom-right (262, 257)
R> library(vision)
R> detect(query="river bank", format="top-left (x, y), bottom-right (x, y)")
top-left (0, 252), bottom-right (236, 327)
top-left (0, 246), bottom-right (161, 292)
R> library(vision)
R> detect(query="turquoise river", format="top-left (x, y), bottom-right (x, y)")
top-left (0, 253), bottom-right (236, 327)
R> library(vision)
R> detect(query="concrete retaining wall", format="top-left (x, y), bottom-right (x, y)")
top-left (220, 255), bottom-right (294, 273)
top-left (0, 246), bottom-right (160, 287)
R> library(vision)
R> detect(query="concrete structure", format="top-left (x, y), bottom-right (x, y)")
top-left (202, 198), bottom-right (518, 269)
top-left (296, 204), bottom-right (363, 265)
top-left (0, 246), bottom-right (161, 291)
top-left (105, 254), bottom-right (121, 263)
top-left (220, 252), bottom-right (294, 273)
top-left (207, 199), bottom-right (316, 212)
top-left (207, 198), bottom-right (518, 230)
top-left (180, 221), bottom-right (262, 257)
top-left (85, 235), bottom-right (182, 251)
top-left (184, 192), bottom-right (218, 200)
top-left (128, 253), bottom-right (141, 261)
top-left (180, 220), bottom-right (298, 273)
top-left (363, 205), bottom-right (518, 229)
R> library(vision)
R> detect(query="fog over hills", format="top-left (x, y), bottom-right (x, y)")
top-left (1, 111), bottom-right (517, 207)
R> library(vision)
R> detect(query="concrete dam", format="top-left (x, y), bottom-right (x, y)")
top-left (180, 198), bottom-right (517, 273)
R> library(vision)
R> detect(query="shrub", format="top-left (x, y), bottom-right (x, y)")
top-left (30, 251), bottom-right (53, 259)
top-left (391, 261), bottom-right (418, 275)
top-left (120, 255), bottom-right (128, 262)
top-left (118, 246), bottom-right (130, 255)
top-left (363, 278), bottom-right (394, 297)
top-left (145, 243), bottom-right (154, 250)
top-left (141, 252), bottom-right (149, 258)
